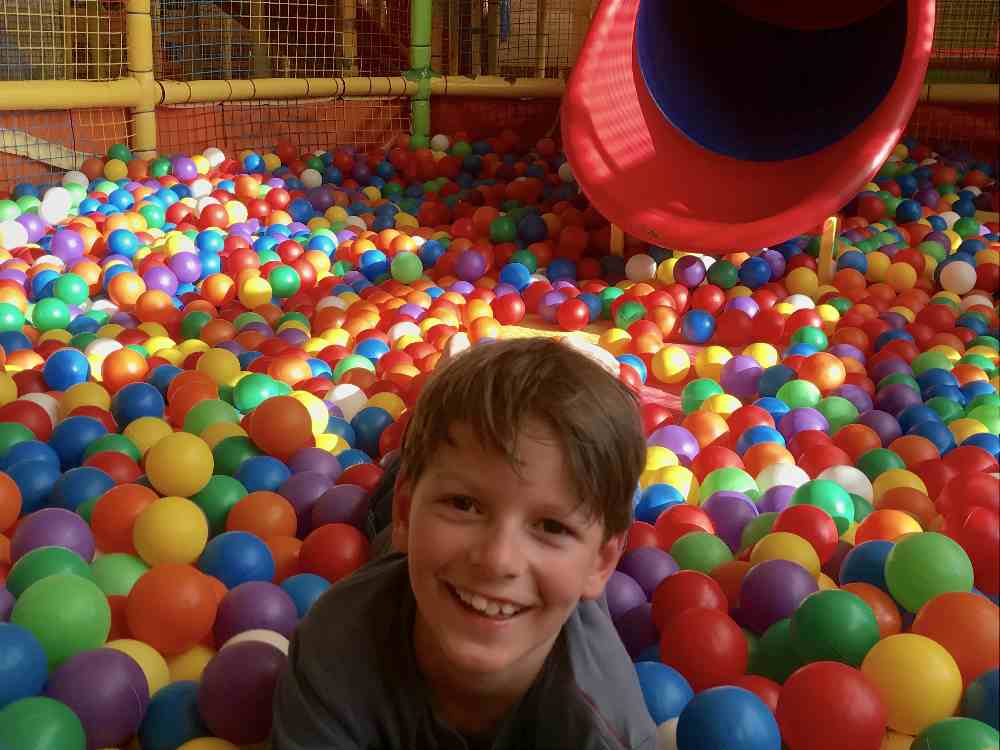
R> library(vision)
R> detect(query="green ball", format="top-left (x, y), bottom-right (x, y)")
top-left (0, 302), bottom-right (25, 332)
top-left (31, 298), bottom-right (70, 332)
top-left (390, 251), bottom-right (424, 283)
top-left (599, 287), bottom-right (625, 319)
top-left (740, 512), bottom-right (778, 552)
top-left (90, 552), bottom-right (149, 596)
top-left (137, 202), bottom-right (165, 229)
top-left (877, 373), bottom-right (920, 392)
top-left (912, 718), bottom-right (999, 750)
top-left (790, 480), bottom-right (854, 533)
top-left (857, 448), bottom-right (906, 480)
top-left (748, 618), bottom-right (805, 684)
top-left (82, 433), bottom-right (141, 463)
top-left (16, 195), bottom-right (41, 214)
top-left (681, 378), bottom-right (724, 414)
top-left (614, 300), bottom-right (647, 329)
top-left (234, 312), bottom-right (267, 331)
top-left (6, 546), bottom-right (94, 598)
top-left (192, 474), bottom-right (249, 536)
top-left (268, 265), bottom-right (301, 298)
top-left (910, 350), bottom-right (953, 375)
top-left (699, 467), bottom-right (757, 503)
top-left (107, 143), bottom-right (132, 161)
top-left (0, 422), bottom-right (35, 461)
top-left (510, 249), bottom-right (538, 273)
top-left (489, 216), bottom-right (518, 243)
top-left (450, 141), bottom-right (472, 158)
top-left (776, 379), bottom-right (822, 409)
top-left (180, 310), bottom-right (212, 340)
top-left (232, 372), bottom-right (281, 412)
top-left (952, 217), bottom-right (981, 239)
top-left (918, 240), bottom-right (947, 262)
top-left (0, 697), bottom-right (86, 750)
top-left (789, 326), bottom-right (828, 351)
top-left (790, 589), bottom-right (880, 667)
top-left (184, 399), bottom-right (241, 436)
top-left (75, 497), bottom-right (99, 524)
top-left (816, 396), bottom-right (859, 434)
top-left (51, 273), bottom-right (89, 306)
top-left (959, 353), bottom-right (997, 377)
top-left (150, 157), bottom-right (172, 177)
top-left (884, 532), bottom-right (974, 613)
top-left (333, 354), bottom-right (376, 382)
top-left (925, 396), bottom-right (964, 423)
top-left (707, 260), bottom-right (739, 289)
top-left (0, 199), bottom-right (20, 221)
top-left (10, 574), bottom-right (111, 669)
top-left (851, 494), bottom-right (874, 524)
top-left (212, 437), bottom-right (262, 479)
top-left (669, 531), bottom-right (733, 574)
top-left (966, 404), bottom-right (999, 433)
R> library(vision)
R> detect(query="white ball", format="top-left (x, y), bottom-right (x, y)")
top-left (625, 253), bottom-right (657, 282)
top-left (63, 170), bottom-right (89, 188)
top-left (430, 134), bottom-right (450, 152)
top-left (0, 220), bottom-right (28, 250)
top-left (939, 210), bottom-right (960, 228)
top-left (939, 260), bottom-right (977, 294)
top-left (784, 294), bottom-right (816, 311)
top-left (315, 295), bottom-right (349, 311)
top-left (85, 337), bottom-right (123, 359)
top-left (558, 162), bottom-right (575, 183)
top-left (90, 298), bottom-right (119, 315)
top-left (387, 320), bottom-right (421, 342)
top-left (301, 168), bottom-right (323, 188)
top-left (656, 718), bottom-right (679, 750)
top-left (756, 463), bottom-right (810, 492)
top-left (222, 629), bottom-right (290, 655)
top-left (203, 146), bottom-right (226, 167)
top-left (195, 196), bottom-right (220, 216)
top-left (961, 293), bottom-right (993, 311)
top-left (410, 235), bottom-right (426, 248)
top-left (327, 383), bottom-right (367, 422)
top-left (346, 216), bottom-right (367, 230)
top-left (39, 186), bottom-right (72, 225)
top-left (17, 393), bottom-right (58, 428)
top-left (818, 465), bottom-right (873, 502)
top-left (964, 186), bottom-right (982, 197)
top-left (189, 178), bottom-right (213, 198)
top-left (32, 254), bottom-right (65, 272)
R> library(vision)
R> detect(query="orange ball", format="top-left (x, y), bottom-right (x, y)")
top-left (0, 473), bottom-right (22, 534)
top-left (226, 491), bottom-right (298, 539)
top-left (267, 355), bottom-right (312, 386)
top-left (853, 509), bottom-right (923, 544)
top-left (91, 483), bottom-right (159, 555)
top-left (887, 435), bottom-right (940, 468)
top-left (126, 564), bottom-right (218, 656)
top-left (875, 486), bottom-right (937, 529)
top-left (832, 423), bottom-right (882, 462)
top-left (841, 582), bottom-right (902, 640)
top-left (682, 411), bottom-right (730, 449)
top-left (248, 395), bottom-right (314, 462)
top-left (101, 347), bottom-right (150, 393)
top-left (797, 352), bottom-right (846, 392)
top-left (910, 591), bottom-right (999, 687)
top-left (166, 371), bottom-right (218, 403)
top-left (266, 535), bottom-right (303, 583)
top-left (299, 523), bottom-right (370, 583)
top-left (743, 443), bottom-right (795, 477)
top-left (107, 271), bottom-right (146, 309)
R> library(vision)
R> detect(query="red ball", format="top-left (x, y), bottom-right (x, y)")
top-left (942, 445), bottom-right (998, 475)
top-left (753, 309), bottom-right (786, 344)
top-left (624, 521), bottom-right (660, 554)
top-left (797, 444), bottom-right (853, 478)
top-left (640, 403), bottom-right (672, 436)
top-left (772, 505), bottom-right (840, 564)
top-left (337, 462), bottom-right (384, 493)
top-left (730, 674), bottom-right (781, 713)
top-left (726, 405), bottom-right (774, 438)
top-left (955, 507), bottom-right (999, 596)
top-left (689, 445), bottom-right (745, 483)
top-left (713, 309), bottom-right (753, 347)
top-left (556, 298), bottom-right (590, 331)
top-left (651, 570), bottom-right (728, 629)
top-left (299, 523), bottom-right (370, 583)
top-left (690, 284), bottom-right (727, 315)
top-left (83, 451), bottom-right (142, 484)
top-left (0, 399), bottom-right (53, 441)
top-left (776, 661), bottom-right (886, 750)
top-left (659, 607), bottom-right (748, 692)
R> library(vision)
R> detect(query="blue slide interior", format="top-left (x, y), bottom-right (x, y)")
top-left (635, 0), bottom-right (908, 162)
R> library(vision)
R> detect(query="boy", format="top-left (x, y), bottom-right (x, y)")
top-left (272, 337), bottom-right (657, 749)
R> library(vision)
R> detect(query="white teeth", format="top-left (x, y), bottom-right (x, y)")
top-left (453, 586), bottom-right (524, 618)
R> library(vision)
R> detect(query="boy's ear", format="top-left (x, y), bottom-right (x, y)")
top-left (580, 532), bottom-right (627, 601)
top-left (391, 476), bottom-right (412, 553)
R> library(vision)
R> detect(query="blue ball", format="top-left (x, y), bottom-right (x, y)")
top-left (48, 415), bottom-right (107, 470)
top-left (198, 531), bottom-right (276, 589)
top-left (281, 573), bottom-right (332, 618)
top-left (111, 382), bottom-right (166, 426)
top-left (752, 397), bottom-right (790, 426)
top-left (962, 668), bottom-right (999, 730)
top-left (738, 257), bottom-right (771, 288)
top-left (618, 355), bottom-right (647, 384)
top-left (839, 540), bottom-right (894, 593)
top-left (916, 368), bottom-right (957, 396)
top-left (635, 484), bottom-right (685, 524)
top-left (336, 449), bottom-right (372, 469)
top-left (547, 258), bottom-right (577, 282)
top-left (325, 416), bottom-right (357, 447)
top-left (235, 455), bottom-right (291, 493)
top-left (0, 623), bottom-right (48, 709)
top-left (963, 432), bottom-right (999, 459)
top-left (894, 198), bottom-right (922, 223)
top-left (0, 440), bottom-right (60, 472)
top-left (635, 661), bottom-right (694, 725)
top-left (354, 338), bottom-right (390, 363)
top-left (676, 686), bottom-right (781, 750)
top-left (351, 406), bottom-right (393, 458)
top-left (517, 213), bottom-right (548, 244)
top-left (138, 680), bottom-right (209, 750)
top-left (5, 459), bottom-right (60, 515)
top-left (898, 404), bottom-right (941, 434)
top-left (735, 425), bottom-right (785, 455)
top-left (681, 310), bottom-right (715, 344)
top-left (836, 250), bottom-right (867, 274)
top-left (758, 365), bottom-right (796, 397)
top-left (499, 262), bottom-right (532, 291)
top-left (907, 419), bottom-right (957, 454)
top-left (147, 365), bottom-right (183, 397)
top-left (50, 466), bottom-right (115, 511)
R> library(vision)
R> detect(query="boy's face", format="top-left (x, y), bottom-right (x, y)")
top-left (392, 420), bottom-right (624, 703)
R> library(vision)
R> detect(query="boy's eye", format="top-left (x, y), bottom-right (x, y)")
top-left (540, 519), bottom-right (573, 537)
top-left (445, 495), bottom-right (478, 513)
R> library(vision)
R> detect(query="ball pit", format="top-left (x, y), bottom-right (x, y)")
top-left (0, 131), bottom-right (996, 750)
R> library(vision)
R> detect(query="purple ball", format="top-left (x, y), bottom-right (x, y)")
top-left (778, 408), bottom-right (829, 440)
top-left (857, 409), bottom-right (902, 446)
top-left (757, 484), bottom-right (795, 514)
top-left (879, 312), bottom-right (908, 330)
top-left (44, 647), bottom-right (150, 750)
top-left (213, 581), bottom-right (298, 645)
top-left (604, 571), bottom-right (647, 621)
top-left (455, 250), bottom-right (486, 282)
top-left (869, 356), bottom-right (911, 383)
top-left (702, 491), bottom-right (760, 552)
top-left (215, 340), bottom-right (244, 356)
top-left (50, 230), bottom-right (85, 261)
top-left (832, 384), bottom-right (874, 415)
top-left (17, 213), bottom-right (49, 243)
top-left (760, 249), bottom-right (786, 279)
top-left (168, 252), bottom-right (201, 283)
top-left (874, 383), bottom-right (922, 416)
top-left (614, 603), bottom-right (659, 659)
top-left (738, 559), bottom-right (819, 634)
top-left (10, 508), bottom-right (95, 563)
top-left (538, 291), bottom-right (567, 324)
top-left (278, 471), bottom-right (333, 537)
top-left (720, 356), bottom-right (763, 400)
top-left (397, 303), bottom-right (426, 321)
top-left (617, 547), bottom-right (678, 599)
top-left (0, 585), bottom-right (13, 621)
top-left (277, 328), bottom-right (308, 346)
top-left (0, 268), bottom-right (26, 284)
top-left (143, 265), bottom-right (179, 295)
top-left (448, 280), bottom-right (475, 295)
top-left (311, 483), bottom-right (369, 532)
top-left (648, 425), bottom-right (700, 465)
top-left (827, 344), bottom-right (865, 364)
top-left (288, 448), bottom-right (342, 480)
top-left (915, 188), bottom-right (940, 207)
top-left (198, 641), bottom-right (285, 745)
top-left (727, 296), bottom-right (759, 318)
top-left (673, 255), bottom-right (706, 287)
top-left (171, 156), bottom-right (198, 181)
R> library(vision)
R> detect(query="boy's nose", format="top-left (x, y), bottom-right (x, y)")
top-left (469, 523), bottom-right (523, 578)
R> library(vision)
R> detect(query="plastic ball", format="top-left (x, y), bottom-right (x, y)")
top-left (910, 592), bottom-right (998, 688)
top-left (197, 640), bottom-right (285, 744)
top-left (884, 532), bottom-right (974, 613)
top-left (912, 718), bottom-right (999, 750)
top-left (790, 589), bottom-right (881, 667)
top-left (0, 622), bottom-right (48, 709)
top-left (659, 607), bottom-right (747, 692)
top-left (144, 431), bottom-right (214, 497)
top-left (0, 696), bottom-right (86, 750)
top-left (635, 661), bottom-right (694, 725)
top-left (133, 496), bottom-right (210, 566)
top-left (676, 687), bottom-right (781, 750)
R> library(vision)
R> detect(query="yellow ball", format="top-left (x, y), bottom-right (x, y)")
top-left (750, 531), bottom-right (821, 577)
top-left (239, 276), bottom-right (272, 308)
top-left (886, 262), bottom-right (917, 291)
top-left (599, 328), bottom-right (632, 357)
top-left (881, 731), bottom-right (914, 750)
top-left (817, 572), bottom-right (838, 590)
top-left (133, 496), bottom-right (209, 566)
top-left (106, 638), bottom-right (170, 696)
top-left (816, 304), bottom-right (841, 325)
top-left (200, 421), bottom-right (247, 449)
top-left (123, 416), bottom-right (173, 457)
top-left (0, 372), bottom-right (16, 407)
top-left (366, 391), bottom-right (406, 420)
top-left (290, 390), bottom-right (330, 437)
top-left (872, 469), bottom-right (928, 503)
top-left (315, 433), bottom-right (348, 453)
top-left (651, 345), bottom-right (691, 384)
top-left (743, 343), bottom-right (779, 368)
top-left (145, 432), bottom-right (214, 497)
top-left (104, 159), bottom-right (128, 181)
top-left (860, 633), bottom-right (963, 735)
top-left (195, 347), bottom-right (241, 385)
top-left (948, 417), bottom-right (986, 445)
top-left (56, 381), bottom-right (111, 418)
top-left (653, 465), bottom-right (699, 504)
top-left (695, 345), bottom-right (732, 381)
top-left (177, 740), bottom-right (239, 750)
top-left (656, 258), bottom-right (677, 285)
top-left (645, 446), bottom-right (679, 472)
top-left (700, 393), bottom-right (743, 418)
top-left (866, 251), bottom-right (891, 283)
top-left (167, 644), bottom-right (216, 683)
top-left (786, 267), bottom-right (819, 298)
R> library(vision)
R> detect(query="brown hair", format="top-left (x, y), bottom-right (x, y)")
top-left (399, 337), bottom-right (645, 538)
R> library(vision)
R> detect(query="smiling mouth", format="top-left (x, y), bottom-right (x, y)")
top-left (447, 583), bottom-right (530, 620)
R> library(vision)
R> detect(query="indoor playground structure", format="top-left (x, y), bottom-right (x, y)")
top-left (0, 0), bottom-right (998, 748)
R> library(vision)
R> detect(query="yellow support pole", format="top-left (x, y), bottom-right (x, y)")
top-left (448, 0), bottom-right (460, 74)
top-left (126, 0), bottom-right (159, 158)
top-left (159, 76), bottom-right (416, 104)
top-left (485, 0), bottom-right (499, 75)
top-left (610, 225), bottom-right (624, 256)
top-left (535, 0), bottom-right (549, 77)
top-left (0, 79), bottom-right (143, 110)
top-left (469, 0), bottom-right (482, 76)
top-left (818, 215), bottom-right (839, 286)
top-left (429, 74), bottom-right (563, 97)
